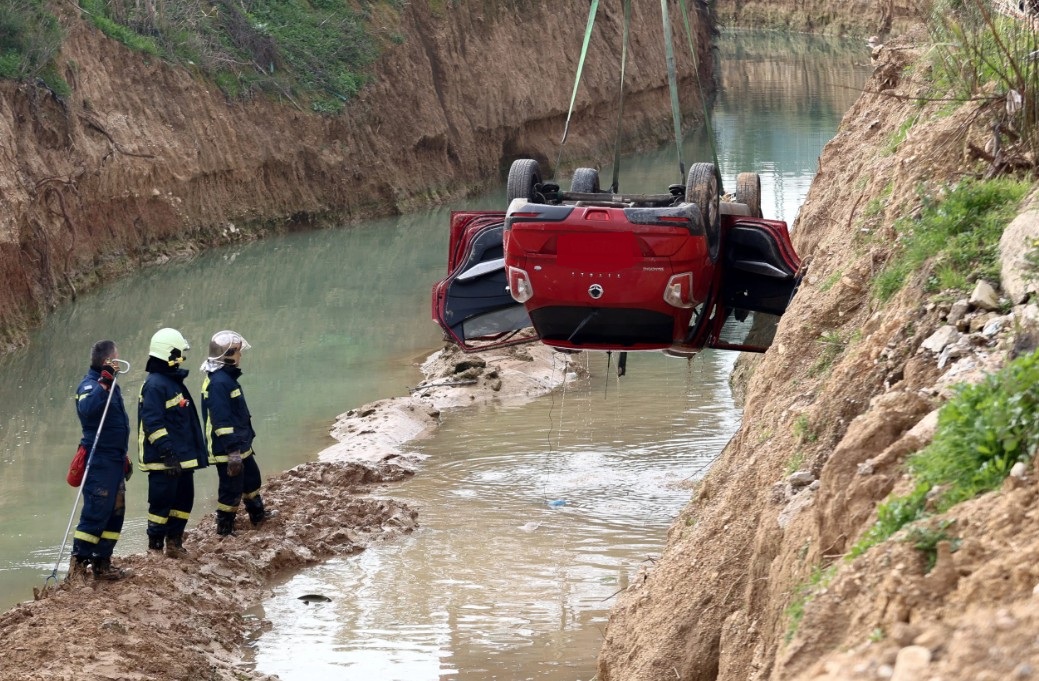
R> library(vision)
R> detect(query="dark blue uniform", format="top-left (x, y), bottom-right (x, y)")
top-left (201, 365), bottom-right (267, 526)
top-left (138, 358), bottom-right (208, 545)
top-left (72, 368), bottom-right (130, 562)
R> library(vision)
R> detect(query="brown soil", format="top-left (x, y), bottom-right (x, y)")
top-left (0, 342), bottom-right (575, 681)
top-left (596, 24), bottom-right (1039, 681)
top-left (0, 0), bottom-right (713, 353)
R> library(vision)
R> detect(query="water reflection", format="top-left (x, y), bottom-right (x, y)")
top-left (250, 29), bottom-right (871, 681)
top-left (251, 351), bottom-right (739, 680)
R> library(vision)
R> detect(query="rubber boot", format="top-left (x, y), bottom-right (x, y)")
top-left (164, 534), bottom-right (188, 559)
top-left (216, 513), bottom-right (236, 537)
top-left (65, 555), bottom-right (91, 584)
top-left (247, 502), bottom-right (278, 527)
top-left (147, 535), bottom-right (165, 552)
top-left (92, 557), bottom-right (131, 581)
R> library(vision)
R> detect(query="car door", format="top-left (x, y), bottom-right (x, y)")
top-left (432, 211), bottom-right (535, 351)
top-left (707, 218), bottom-right (801, 353)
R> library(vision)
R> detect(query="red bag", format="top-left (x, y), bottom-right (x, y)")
top-left (67, 445), bottom-right (88, 487)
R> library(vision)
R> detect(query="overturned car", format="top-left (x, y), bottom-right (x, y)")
top-left (432, 159), bottom-right (800, 358)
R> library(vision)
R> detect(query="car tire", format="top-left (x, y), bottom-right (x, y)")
top-left (686, 162), bottom-right (721, 261)
top-left (736, 172), bottom-right (762, 218)
top-left (570, 167), bottom-right (601, 194)
top-left (507, 159), bottom-right (543, 203)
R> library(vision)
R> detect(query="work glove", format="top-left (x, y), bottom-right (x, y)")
top-left (162, 451), bottom-right (182, 478)
top-left (227, 451), bottom-right (243, 477)
top-left (124, 455), bottom-right (133, 482)
top-left (98, 367), bottom-right (116, 391)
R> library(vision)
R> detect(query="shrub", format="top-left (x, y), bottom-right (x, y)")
top-left (0, 1), bottom-right (65, 82)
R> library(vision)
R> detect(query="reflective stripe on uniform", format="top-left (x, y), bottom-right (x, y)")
top-left (100, 531), bottom-right (120, 541)
top-left (217, 502), bottom-right (239, 512)
top-left (74, 530), bottom-right (100, 544)
top-left (230, 388), bottom-right (242, 398)
top-left (164, 394), bottom-right (183, 409)
top-left (169, 509), bottom-right (191, 520)
top-left (244, 488), bottom-right (261, 500)
top-left (140, 462), bottom-right (172, 471)
top-left (214, 427), bottom-right (234, 436)
top-left (78, 393), bottom-right (90, 401)
top-left (148, 514), bottom-right (168, 524)
top-left (211, 448), bottom-right (253, 464)
top-left (147, 428), bottom-right (169, 444)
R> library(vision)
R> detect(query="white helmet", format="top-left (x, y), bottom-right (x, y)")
top-left (201, 330), bottom-right (251, 372)
top-left (149, 328), bottom-right (190, 366)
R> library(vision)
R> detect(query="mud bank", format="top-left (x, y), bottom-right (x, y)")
top-left (0, 342), bottom-right (575, 681)
top-left (0, 0), bottom-right (712, 352)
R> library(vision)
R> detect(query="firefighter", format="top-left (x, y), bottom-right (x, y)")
top-left (70, 340), bottom-right (132, 581)
top-left (200, 330), bottom-right (274, 536)
top-left (138, 328), bottom-right (208, 558)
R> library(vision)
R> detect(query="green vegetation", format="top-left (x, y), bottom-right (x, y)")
top-left (784, 450), bottom-right (806, 475)
top-left (928, 0), bottom-right (1039, 162)
top-left (808, 330), bottom-right (848, 377)
top-left (1, 0), bottom-right (405, 111)
top-left (785, 564), bottom-right (837, 642)
top-left (906, 520), bottom-right (960, 572)
top-left (0, 1), bottom-right (68, 93)
top-left (872, 178), bottom-right (1030, 301)
top-left (76, 0), bottom-right (405, 110)
top-left (792, 415), bottom-right (817, 444)
top-left (818, 270), bottom-right (842, 292)
top-left (884, 114), bottom-right (919, 155)
top-left (850, 350), bottom-right (1039, 558)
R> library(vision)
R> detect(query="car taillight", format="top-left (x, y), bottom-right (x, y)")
top-left (663, 272), bottom-right (694, 309)
top-left (508, 266), bottom-right (534, 303)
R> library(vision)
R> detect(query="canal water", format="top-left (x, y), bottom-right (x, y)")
top-left (0, 28), bottom-right (870, 679)
top-left (245, 30), bottom-right (873, 681)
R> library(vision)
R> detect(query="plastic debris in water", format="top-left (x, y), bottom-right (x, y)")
top-left (298, 594), bottom-right (332, 605)
top-left (547, 499), bottom-right (567, 508)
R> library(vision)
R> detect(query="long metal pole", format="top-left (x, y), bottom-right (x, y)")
top-left (45, 362), bottom-right (128, 586)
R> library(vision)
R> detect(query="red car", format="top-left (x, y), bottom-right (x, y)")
top-left (432, 159), bottom-right (800, 357)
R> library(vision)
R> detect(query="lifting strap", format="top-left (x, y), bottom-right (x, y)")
top-left (609, 0), bottom-right (633, 193)
top-left (677, 0), bottom-right (723, 188)
top-left (557, 0), bottom-right (601, 172)
top-left (660, 0), bottom-right (685, 183)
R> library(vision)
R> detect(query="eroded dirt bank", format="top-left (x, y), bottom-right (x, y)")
top-left (0, 0), bottom-right (712, 351)
top-left (0, 343), bottom-right (576, 681)
top-left (597, 25), bottom-right (1039, 681)
top-left (713, 0), bottom-right (922, 34)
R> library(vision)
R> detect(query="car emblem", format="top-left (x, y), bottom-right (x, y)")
top-left (588, 284), bottom-right (604, 300)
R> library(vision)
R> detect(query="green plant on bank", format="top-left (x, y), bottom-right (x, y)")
top-left (884, 113), bottom-right (919, 155)
top-left (1024, 237), bottom-right (1039, 281)
top-left (73, 0), bottom-right (405, 111)
top-left (872, 177), bottom-right (1030, 301)
top-left (906, 519), bottom-right (960, 573)
top-left (792, 415), bottom-right (818, 444)
top-left (808, 330), bottom-right (847, 377)
top-left (849, 349), bottom-right (1039, 558)
top-left (927, 0), bottom-right (1039, 160)
top-left (785, 450), bottom-right (806, 475)
top-left (819, 270), bottom-right (843, 292)
top-left (785, 564), bottom-right (837, 642)
top-left (0, 0), bottom-right (69, 93)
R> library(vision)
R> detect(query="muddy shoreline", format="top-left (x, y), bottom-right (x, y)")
top-left (0, 342), bottom-right (576, 681)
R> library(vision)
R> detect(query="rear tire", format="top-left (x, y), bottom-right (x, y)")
top-left (736, 172), bottom-right (762, 218)
top-left (507, 159), bottom-right (543, 203)
top-left (686, 162), bottom-right (721, 261)
top-left (570, 167), bottom-right (601, 194)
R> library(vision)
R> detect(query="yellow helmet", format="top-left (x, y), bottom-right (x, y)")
top-left (149, 328), bottom-right (190, 366)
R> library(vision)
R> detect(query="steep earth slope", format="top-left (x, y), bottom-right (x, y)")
top-left (0, 0), bottom-right (712, 351)
top-left (597, 25), bottom-right (1039, 681)
top-left (713, 0), bottom-right (921, 34)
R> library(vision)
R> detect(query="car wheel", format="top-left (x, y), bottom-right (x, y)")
top-left (570, 167), bottom-right (601, 194)
top-left (686, 162), bottom-right (721, 261)
top-left (736, 172), bottom-right (762, 218)
top-left (507, 159), bottom-right (543, 203)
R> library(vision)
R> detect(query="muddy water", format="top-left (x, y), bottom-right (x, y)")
top-left (247, 30), bottom-right (872, 681)
top-left (0, 25), bottom-right (868, 676)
